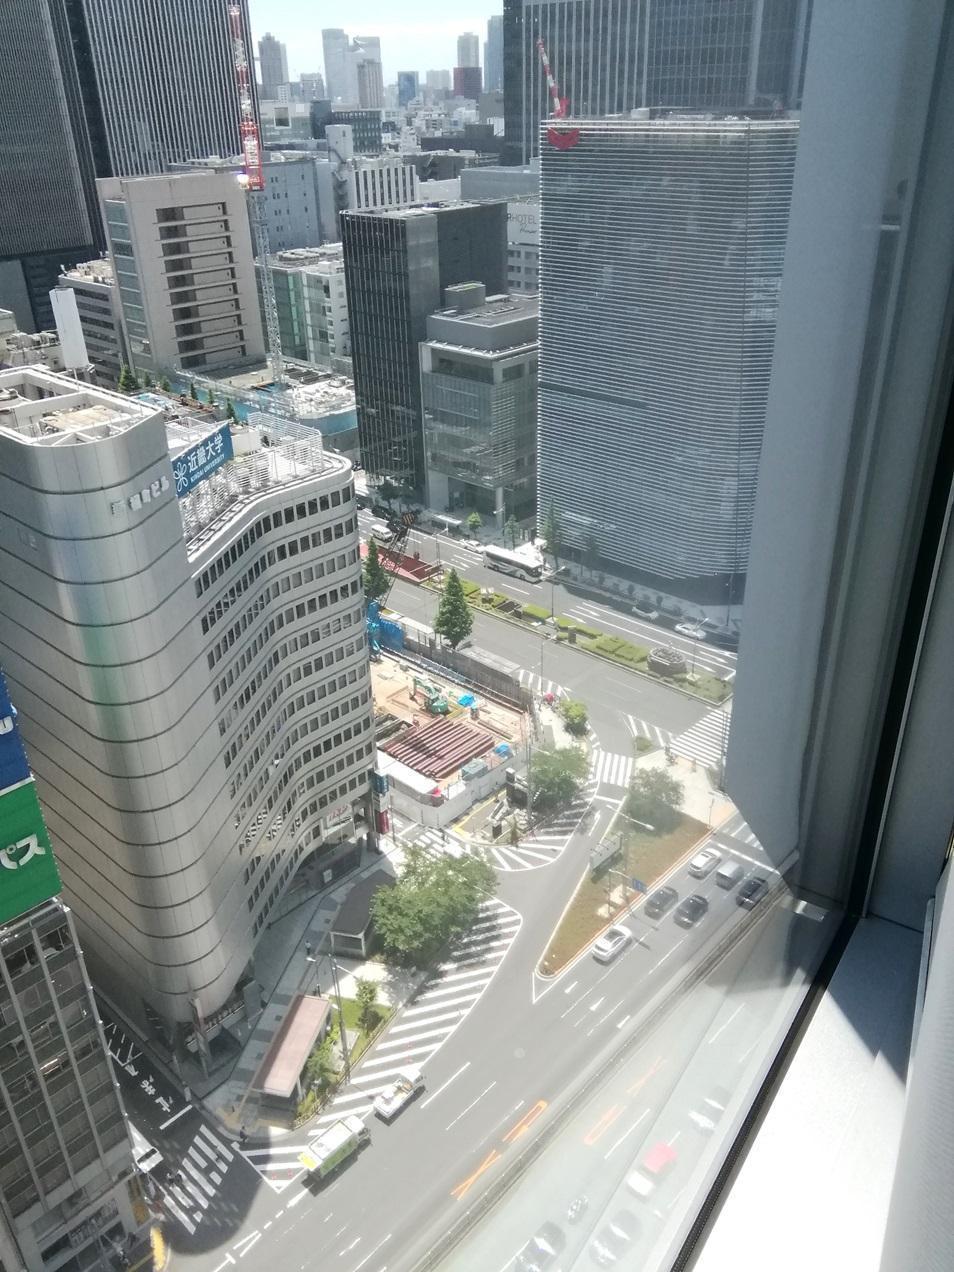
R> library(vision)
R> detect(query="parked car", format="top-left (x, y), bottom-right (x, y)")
top-left (689, 1086), bottom-right (732, 1134)
top-left (688, 848), bottom-right (722, 878)
top-left (674, 894), bottom-right (709, 927)
top-left (715, 860), bottom-right (745, 889)
top-left (675, 622), bottom-right (707, 640)
top-left (516, 1221), bottom-right (565, 1271)
top-left (626, 1142), bottom-right (678, 1199)
top-left (589, 1211), bottom-right (640, 1266)
top-left (592, 924), bottom-right (632, 963)
top-left (737, 876), bottom-right (770, 908)
top-left (632, 602), bottom-right (660, 621)
top-left (644, 885), bottom-right (679, 919)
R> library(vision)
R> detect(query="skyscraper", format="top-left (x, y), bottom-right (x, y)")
top-left (0, 367), bottom-right (373, 1048)
top-left (0, 668), bottom-right (137, 1272)
top-left (454, 67), bottom-right (483, 100)
top-left (342, 202), bottom-right (509, 492)
top-left (425, 69), bottom-right (452, 92)
top-left (258, 31), bottom-right (289, 98)
top-left (503, 0), bottom-right (811, 164)
top-left (398, 71), bottom-right (421, 107)
top-left (322, 28), bottom-right (351, 102)
top-left (356, 57), bottom-right (384, 110)
top-left (457, 31), bottom-right (481, 69)
top-left (538, 116), bottom-right (799, 603)
top-left (485, 15), bottom-right (505, 92)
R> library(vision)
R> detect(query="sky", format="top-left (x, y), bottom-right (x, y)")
top-left (248, 1), bottom-right (501, 84)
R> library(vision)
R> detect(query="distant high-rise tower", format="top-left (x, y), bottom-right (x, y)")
top-left (503, 0), bottom-right (811, 164)
top-left (398, 71), bottom-right (420, 106)
top-left (457, 31), bottom-right (480, 69)
top-left (538, 116), bottom-right (799, 603)
top-left (356, 57), bottom-right (384, 109)
top-left (425, 69), bottom-right (452, 92)
top-left (0, 666), bottom-right (137, 1272)
top-left (342, 202), bottom-right (509, 491)
top-left (258, 31), bottom-right (289, 98)
top-left (485, 15), bottom-right (504, 92)
top-left (322, 27), bottom-right (350, 102)
top-left (454, 67), bottom-right (483, 99)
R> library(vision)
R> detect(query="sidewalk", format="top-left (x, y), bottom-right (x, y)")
top-left (637, 749), bottom-right (735, 829)
top-left (199, 835), bottom-right (416, 1142)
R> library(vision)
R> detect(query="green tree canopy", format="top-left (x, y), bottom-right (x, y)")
top-left (117, 364), bottom-right (138, 393)
top-left (206, 388), bottom-right (216, 406)
top-left (529, 744), bottom-right (588, 813)
top-left (624, 768), bottom-right (684, 834)
top-left (465, 510), bottom-right (482, 536)
top-left (378, 478), bottom-right (400, 509)
top-left (433, 568), bottom-right (473, 649)
top-left (159, 376), bottom-right (171, 393)
top-left (363, 537), bottom-right (390, 601)
top-left (225, 399), bottom-right (237, 421)
top-left (354, 977), bottom-right (380, 1032)
top-left (505, 514), bottom-right (519, 549)
top-left (188, 381), bottom-right (199, 400)
top-left (371, 846), bottom-right (497, 965)
top-left (559, 698), bottom-right (589, 737)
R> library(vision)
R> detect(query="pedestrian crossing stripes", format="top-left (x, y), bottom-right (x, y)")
top-left (412, 824), bottom-right (566, 873)
top-left (670, 705), bottom-right (731, 769)
top-left (624, 715), bottom-right (672, 750)
top-left (156, 1125), bottom-right (234, 1233)
top-left (589, 750), bottom-right (634, 789)
top-left (517, 669), bottom-right (567, 698)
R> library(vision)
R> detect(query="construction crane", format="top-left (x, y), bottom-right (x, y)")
top-left (536, 37), bottom-right (580, 150)
top-left (227, 3), bottom-right (285, 387)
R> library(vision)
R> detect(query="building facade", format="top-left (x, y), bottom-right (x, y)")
top-left (485, 15), bottom-right (505, 92)
top-left (538, 116), bottom-right (799, 602)
top-left (503, 0), bottom-right (811, 164)
top-left (457, 32), bottom-right (480, 69)
top-left (453, 66), bottom-right (483, 100)
top-left (259, 247), bottom-right (351, 369)
top-left (258, 32), bottom-right (289, 98)
top-left (422, 284), bottom-right (538, 524)
top-left (425, 70), bottom-right (452, 92)
top-left (0, 368), bottom-right (374, 1046)
top-left (99, 171), bottom-right (266, 379)
top-left (56, 259), bottom-right (128, 387)
top-left (356, 58), bottom-right (385, 110)
top-left (311, 105), bottom-right (384, 155)
top-left (0, 668), bottom-right (137, 1272)
top-left (342, 201), bottom-right (509, 492)
top-left (321, 29), bottom-right (350, 103)
top-left (398, 72), bottom-right (421, 107)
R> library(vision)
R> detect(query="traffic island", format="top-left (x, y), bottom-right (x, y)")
top-left (537, 812), bottom-right (709, 977)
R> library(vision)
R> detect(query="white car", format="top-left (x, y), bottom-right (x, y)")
top-left (687, 848), bottom-right (722, 878)
top-left (372, 1066), bottom-right (425, 1121)
top-left (369, 522), bottom-right (392, 542)
top-left (592, 924), bottom-right (632, 963)
top-left (675, 622), bottom-right (707, 640)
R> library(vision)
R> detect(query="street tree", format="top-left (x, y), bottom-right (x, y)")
top-left (559, 698), bottom-right (589, 737)
top-left (625, 768), bottom-right (684, 834)
top-left (379, 478), bottom-right (400, 510)
top-left (188, 381), bottom-right (199, 401)
top-left (142, 371), bottom-right (153, 388)
top-left (505, 513), bottom-right (520, 549)
top-left (433, 569), bottom-right (473, 649)
top-left (363, 537), bottom-right (390, 601)
top-left (466, 510), bottom-right (482, 537)
top-left (206, 388), bottom-right (216, 406)
top-left (304, 1031), bottom-right (337, 1092)
top-left (225, 399), bottom-right (237, 422)
top-left (529, 744), bottom-right (588, 813)
top-left (160, 376), bottom-right (171, 393)
top-left (371, 845), bottom-right (497, 965)
top-left (543, 502), bottom-right (563, 569)
top-left (117, 364), bottom-right (138, 393)
top-left (354, 977), bottom-right (380, 1032)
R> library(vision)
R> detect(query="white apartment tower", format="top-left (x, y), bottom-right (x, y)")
top-left (0, 368), bottom-right (374, 1047)
top-left (98, 170), bottom-right (266, 379)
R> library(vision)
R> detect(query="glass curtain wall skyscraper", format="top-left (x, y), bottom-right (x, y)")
top-left (503, 0), bottom-right (811, 164)
top-left (538, 116), bottom-right (799, 603)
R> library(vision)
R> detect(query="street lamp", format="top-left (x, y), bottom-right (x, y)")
top-left (306, 936), bottom-right (351, 1081)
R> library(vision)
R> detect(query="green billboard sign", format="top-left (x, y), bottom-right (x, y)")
top-left (0, 780), bottom-right (61, 925)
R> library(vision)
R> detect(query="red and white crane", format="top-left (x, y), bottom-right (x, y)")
top-left (227, 3), bottom-right (284, 386)
top-left (536, 37), bottom-right (580, 150)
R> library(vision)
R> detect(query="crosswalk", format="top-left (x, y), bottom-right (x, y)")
top-left (243, 897), bottom-right (521, 1190)
top-left (624, 714), bottom-right (672, 750)
top-left (413, 824), bottom-right (567, 873)
top-left (155, 1125), bottom-right (235, 1234)
top-left (670, 705), bottom-right (731, 769)
top-left (589, 749), bottom-right (635, 789)
top-left (517, 669), bottom-right (567, 698)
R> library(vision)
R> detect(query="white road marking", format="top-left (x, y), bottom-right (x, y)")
top-left (445, 1082), bottom-right (497, 1131)
top-left (707, 1002), bottom-right (745, 1044)
top-left (388, 1008), bottom-right (466, 1033)
top-left (616, 1014), bottom-right (631, 1029)
top-left (421, 1062), bottom-right (470, 1108)
top-left (287, 1189), bottom-right (308, 1208)
top-left (564, 980), bottom-right (578, 994)
top-left (604, 1109), bottom-right (650, 1160)
top-left (233, 1233), bottom-right (260, 1253)
top-left (200, 1127), bottom-right (234, 1161)
top-left (375, 1025), bottom-right (456, 1052)
top-left (589, 997), bottom-right (605, 1012)
top-left (212, 1256), bottom-right (235, 1271)
top-left (159, 1104), bottom-right (193, 1130)
top-left (352, 1234), bottom-right (392, 1271)
top-left (652, 938), bottom-right (686, 971)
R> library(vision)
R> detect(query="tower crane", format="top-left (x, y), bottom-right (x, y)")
top-left (227, 4), bottom-right (285, 386)
top-left (536, 37), bottom-right (580, 150)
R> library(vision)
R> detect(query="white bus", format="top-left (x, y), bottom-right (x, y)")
top-left (483, 546), bottom-right (543, 582)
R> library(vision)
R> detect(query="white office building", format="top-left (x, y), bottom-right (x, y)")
top-left (56, 258), bottom-right (128, 386)
top-left (0, 368), bottom-right (374, 1048)
top-left (259, 247), bottom-right (352, 370)
top-left (98, 170), bottom-right (266, 380)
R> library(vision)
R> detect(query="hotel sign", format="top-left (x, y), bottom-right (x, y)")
top-left (172, 426), bottom-right (234, 498)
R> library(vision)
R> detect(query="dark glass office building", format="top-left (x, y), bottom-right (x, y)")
top-left (342, 202), bottom-right (509, 492)
top-left (503, 0), bottom-right (812, 164)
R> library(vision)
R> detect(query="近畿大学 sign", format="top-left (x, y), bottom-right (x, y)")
top-left (0, 781), bottom-right (61, 924)
top-left (172, 425), bottom-right (234, 498)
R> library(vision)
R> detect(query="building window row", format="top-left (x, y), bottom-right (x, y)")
top-left (204, 540), bottom-right (358, 636)
top-left (194, 483), bottom-right (355, 597)
top-left (219, 606), bottom-right (363, 753)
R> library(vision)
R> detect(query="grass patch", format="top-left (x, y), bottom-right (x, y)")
top-left (459, 578), bottom-right (481, 599)
top-left (635, 736), bottom-right (656, 754)
top-left (539, 812), bottom-right (708, 975)
top-left (337, 995), bottom-right (394, 1066)
top-left (522, 602), bottom-right (551, 622)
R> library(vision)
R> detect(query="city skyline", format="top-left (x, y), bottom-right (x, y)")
top-left (249, 1), bottom-right (500, 81)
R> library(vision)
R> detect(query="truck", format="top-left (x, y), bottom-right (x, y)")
top-left (298, 1115), bottom-right (370, 1179)
top-left (372, 1066), bottom-right (425, 1122)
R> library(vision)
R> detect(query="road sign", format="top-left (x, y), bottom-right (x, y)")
top-left (632, 878), bottom-right (647, 894)
top-left (589, 839), bottom-right (620, 871)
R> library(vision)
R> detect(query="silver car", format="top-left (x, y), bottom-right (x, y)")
top-left (687, 848), bottom-right (722, 878)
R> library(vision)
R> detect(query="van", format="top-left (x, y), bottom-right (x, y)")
top-left (715, 860), bottom-right (745, 889)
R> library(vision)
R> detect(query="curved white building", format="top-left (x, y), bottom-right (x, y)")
top-left (0, 369), bottom-right (373, 1047)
